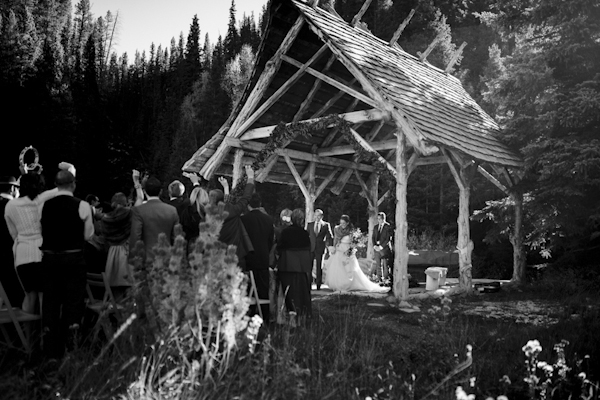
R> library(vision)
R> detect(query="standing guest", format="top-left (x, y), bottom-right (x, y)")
top-left (371, 212), bottom-right (393, 282)
top-left (0, 176), bottom-right (24, 308)
top-left (85, 194), bottom-right (102, 220)
top-left (129, 176), bottom-right (179, 261)
top-left (5, 173), bottom-right (45, 313)
top-left (102, 193), bottom-right (133, 298)
top-left (277, 208), bottom-right (312, 320)
top-left (181, 185), bottom-right (209, 248)
top-left (209, 165), bottom-right (255, 269)
top-left (167, 180), bottom-right (188, 216)
top-left (241, 192), bottom-right (274, 321)
top-left (41, 170), bottom-right (94, 358)
top-left (307, 209), bottom-right (333, 290)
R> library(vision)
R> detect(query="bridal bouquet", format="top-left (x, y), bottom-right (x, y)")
top-left (345, 228), bottom-right (367, 257)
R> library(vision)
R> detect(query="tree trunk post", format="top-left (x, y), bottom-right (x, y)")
top-left (306, 154), bottom-right (317, 224)
top-left (510, 189), bottom-right (526, 283)
top-left (393, 131), bottom-right (409, 300)
top-left (366, 174), bottom-right (379, 262)
top-left (231, 149), bottom-right (245, 189)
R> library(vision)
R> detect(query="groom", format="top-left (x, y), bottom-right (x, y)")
top-left (372, 212), bottom-right (392, 282)
top-left (307, 209), bottom-right (333, 290)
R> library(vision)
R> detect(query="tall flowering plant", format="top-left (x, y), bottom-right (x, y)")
top-left (345, 228), bottom-right (368, 257)
top-left (128, 202), bottom-right (261, 395)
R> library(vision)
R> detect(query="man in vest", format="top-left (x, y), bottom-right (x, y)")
top-left (41, 170), bottom-right (94, 358)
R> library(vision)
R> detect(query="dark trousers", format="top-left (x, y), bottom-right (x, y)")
top-left (249, 268), bottom-right (270, 322)
top-left (312, 247), bottom-right (326, 288)
top-left (373, 249), bottom-right (390, 279)
top-left (42, 252), bottom-right (87, 358)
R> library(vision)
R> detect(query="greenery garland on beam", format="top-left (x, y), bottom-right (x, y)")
top-left (228, 114), bottom-right (396, 201)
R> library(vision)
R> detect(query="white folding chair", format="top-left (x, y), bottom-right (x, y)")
top-left (247, 270), bottom-right (270, 319)
top-left (0, 280), bottom-right (41, 354)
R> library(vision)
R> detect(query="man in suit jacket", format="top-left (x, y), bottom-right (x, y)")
top-left (241, 192), bottom-right (274, 321)
top-left (372, 211), bottom-right (392, 281)
top-left (130, 176), bottom-right (179, 261)
top-left (307, 209), bottom-right (333, 290)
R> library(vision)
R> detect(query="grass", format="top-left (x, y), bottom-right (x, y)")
top-left (1, 280), bottom-right (599, 399)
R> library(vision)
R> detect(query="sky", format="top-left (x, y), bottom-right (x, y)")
top-left (90, 0), bottom-right (268, 58)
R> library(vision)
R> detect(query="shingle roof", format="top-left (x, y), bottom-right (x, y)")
top-left (292, 0), bottom-right (522, 167)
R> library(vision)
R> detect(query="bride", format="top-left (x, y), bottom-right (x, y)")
top-left (325, 215), bottom-right (387, 292)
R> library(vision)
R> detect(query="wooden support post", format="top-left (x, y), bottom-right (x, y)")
top-left (255, 154), bottom-right (279, 183)
top-left (443, 149), bottom-right (475, 293)
top-left (445, 41), bottom-right (467, 73)
top-left (389, 9), bottom-right (416, 46)
top-left (393, 130), bottom-right (409, 300)
top-left (510, 189), bottom-right (526, 283)
top-left (306, 147), bottom-right (318, 223)
top-left (378, 190), bottom-right (389, 206)
top-left (351, 0), bottom-right (373, 26)
top-left (366, 174), bottom-right (379, 262)
top-left (231, 149), bottom-right (245, 189)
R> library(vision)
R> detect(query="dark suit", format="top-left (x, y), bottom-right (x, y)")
top-left (129, 199), bottom-right (179, 261)
top-left (218, 182), bottom-right (255, 269)
top-left (372, 221), bottom-right (392, 279)
top-left (307, 219), bottom-right (333, 289)
top-left (242, 209), bottom-right (274, 320)
top-left (277, 225), bottom-right (312, 317)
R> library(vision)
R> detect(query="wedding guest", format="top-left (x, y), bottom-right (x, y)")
top-left (4, 173), bottom-right (45, 313)
top-left (129, 176), bottom-right (179, 261)
top-left (277, 208), bottom-right (312, 320)
top-left (181, 185), bottom-right (209, 247)
top-left (41, 170), bottom-right (94, 358)
top-left (371, 212), bottom-right (392, 282)
top-left (209, 166), bottom-right (255, 269)
top-left (1, 176), bottom-right (24, 308)
top-left (307, 209), bottom-right (333, 290)
top-left (241, 192), bottom-right (274, 321)
top-left (102, 193), bottom-right (133, 292)
top-left (167, 180), bottom-right (189, 217)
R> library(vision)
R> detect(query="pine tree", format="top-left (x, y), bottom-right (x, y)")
top-left (183, 14), bottom-right (202, 86)
top-left (223, 0), bottom-right (240, 62)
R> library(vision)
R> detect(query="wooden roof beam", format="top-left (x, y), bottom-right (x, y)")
top-left (445, 42), bottom-right (467, 73)
top-left (477, 165), bottom-right (509, 195)
top-left (304, 23), bottom-right (438, 156)
top-left (311, 78), bottom-right (358, 119)
top-left (389, 9), bottom-right (416, 47)
top-left (283, 153), bottom-right (311, 200)
top-left (354, 170), bottom-right (375, 208)
top-left (351, 0), bottom-right (373, 27)
top-left (200, 15), bottom-right (305, 179)
top-left (223, 137), bottom-right (375, 172)
top-left (234, 44), bottom-right (329, 137)
top-left (240, 108), bottom-right (385, 141)
top-left (293, 53), bottom-right (337, 122)
top-left (282, 55), bottom-right (377, 108)
top-left (350, 128), bottom-right (396, 176)
top-left (316, 167), bottom-right (341, 198)
top-left (418, 32), bottom-right (443, 62)
top-left (319, 138), bottom-right (397, 156)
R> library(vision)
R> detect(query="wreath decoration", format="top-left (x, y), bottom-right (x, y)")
top-left (19, 146), bottom-right (43, 174)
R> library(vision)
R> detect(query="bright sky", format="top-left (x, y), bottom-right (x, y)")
top-left (90, 0), bottom-right (268, 57)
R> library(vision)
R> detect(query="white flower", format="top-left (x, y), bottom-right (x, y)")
top-left (522, 340), bottom-right (542, 357)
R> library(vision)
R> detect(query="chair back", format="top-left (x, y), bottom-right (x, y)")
top-left (0, 279), bottom-right (41, 354)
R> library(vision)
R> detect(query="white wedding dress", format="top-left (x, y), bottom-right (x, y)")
top-left (325, 235), bottom-right (387, 292)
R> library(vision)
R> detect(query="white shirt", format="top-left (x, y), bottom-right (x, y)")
top-left (5, 196), bottom-right (43, 266)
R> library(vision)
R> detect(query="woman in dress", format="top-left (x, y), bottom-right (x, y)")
top-left (325, 215), bottom-right (386, 292)
top-left (276, 208), bottom-right (312, 319)
top-left (4, 172), bottom-right (45, 313)
top-left (102, 192), bottom-right (133, 299)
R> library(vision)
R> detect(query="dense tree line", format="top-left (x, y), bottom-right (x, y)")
top-left (1, 0), bottom-right (599, 270)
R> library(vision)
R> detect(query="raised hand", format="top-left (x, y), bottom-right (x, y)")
top-left (245, 164), bottom-right (255, 180)
top-left (132, 169), bottom-right (140, 182)
top-left (218, 176), bottom-right (229, 190)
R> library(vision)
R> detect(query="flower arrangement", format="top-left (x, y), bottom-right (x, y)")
top-left (345, 228), bottom-right (368, 257)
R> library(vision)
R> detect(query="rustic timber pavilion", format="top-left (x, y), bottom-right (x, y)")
top-left (183, 0), bottom-right (524, 299)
